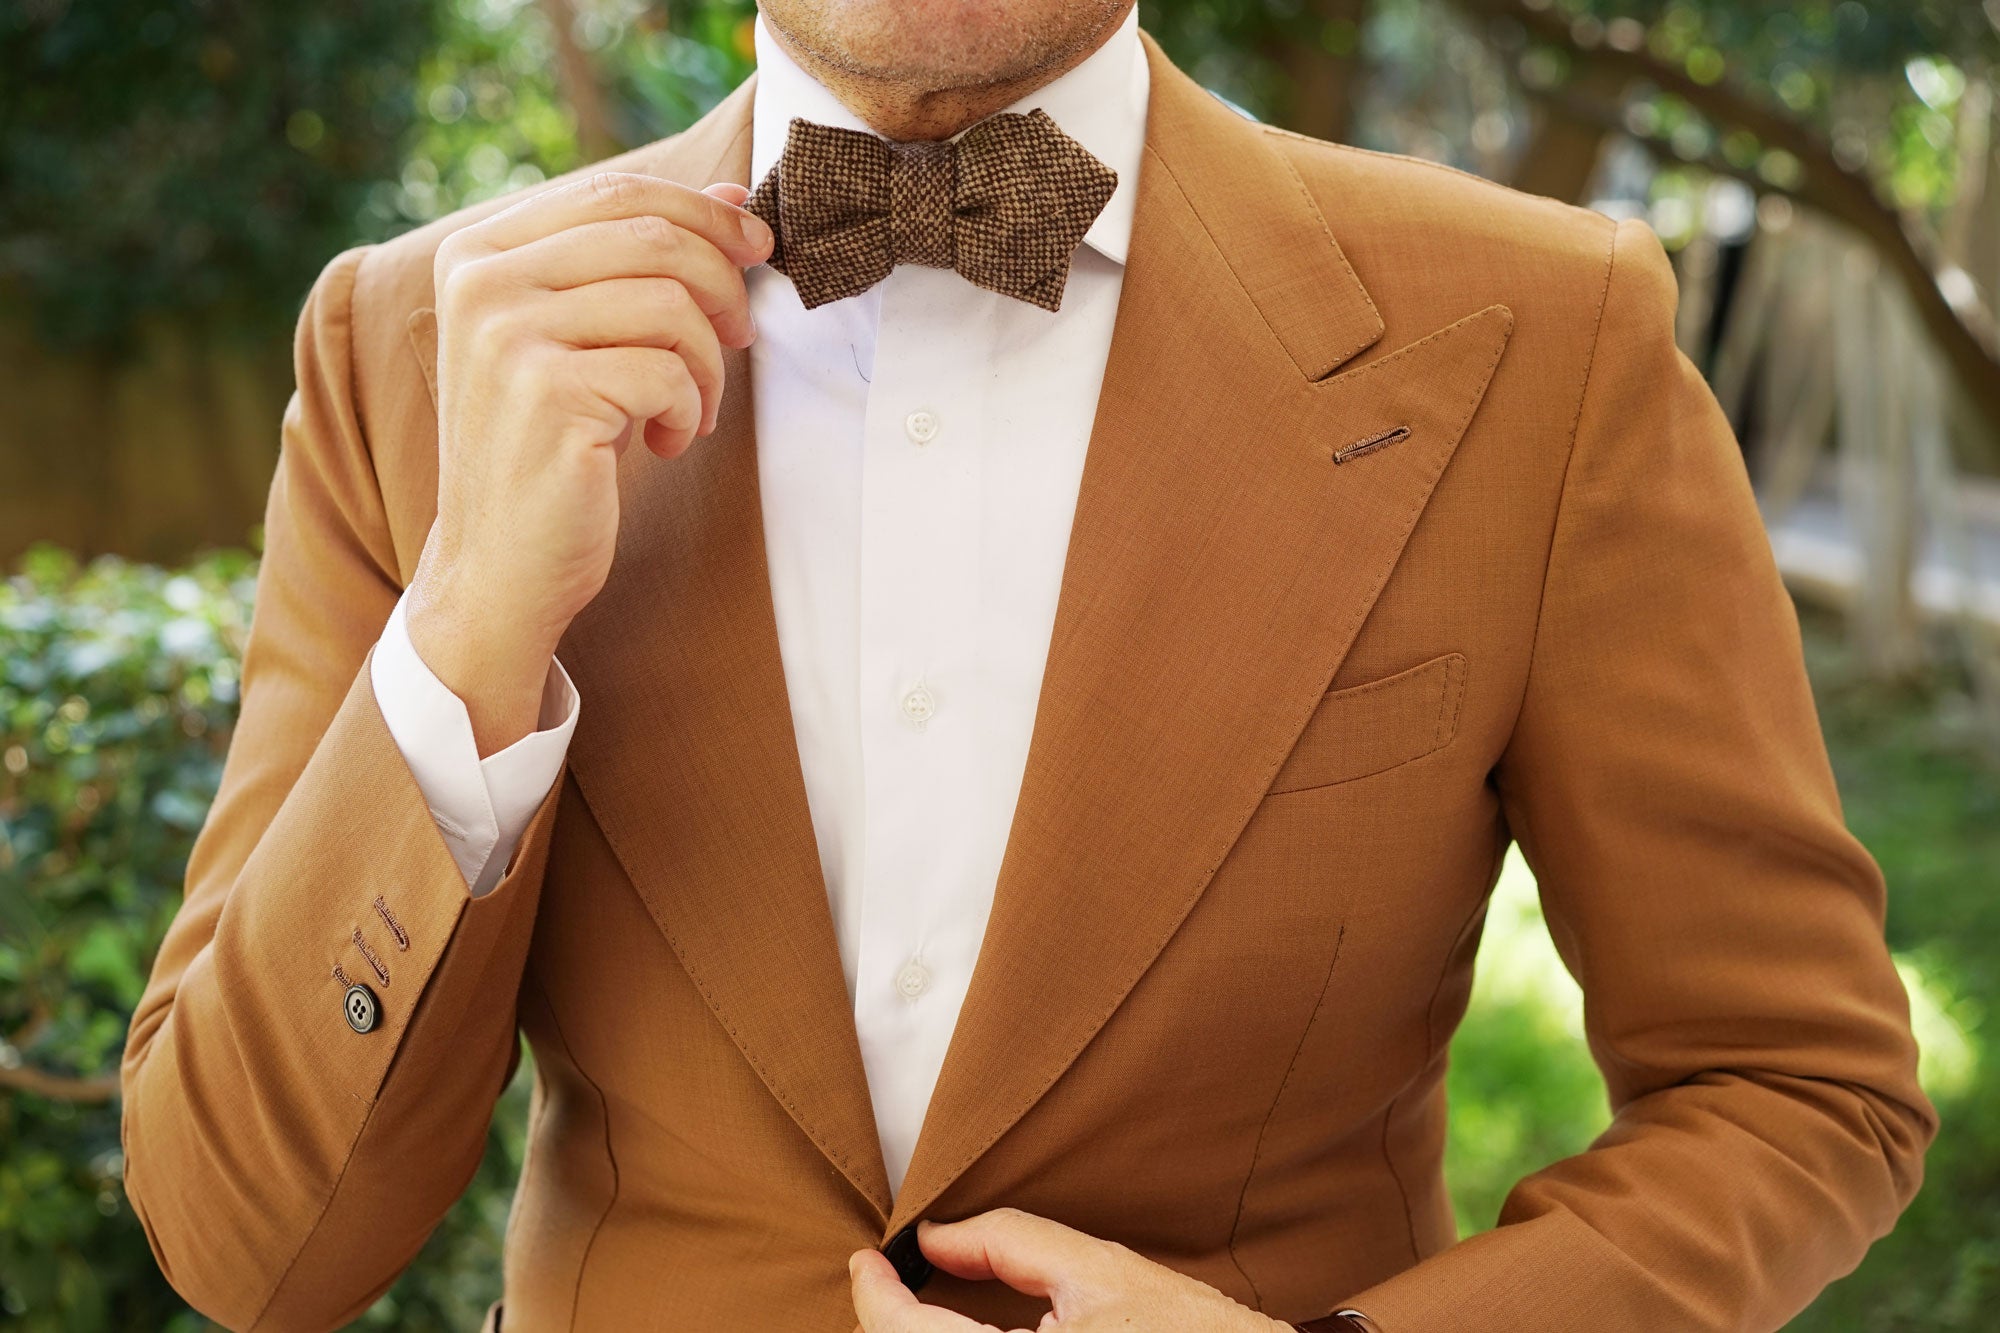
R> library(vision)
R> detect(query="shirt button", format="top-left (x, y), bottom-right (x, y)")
top-left (895, 960), bottom-right (933, 999)
top-left (343, 982), bottom-right (380, 1034)
top-left (900, 684), bottom-right (936, 725)
top-left (904, 409), bottom-right (939, 445)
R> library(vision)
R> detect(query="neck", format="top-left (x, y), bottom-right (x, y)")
top-left (761, 6), bottom-right (1134, 142)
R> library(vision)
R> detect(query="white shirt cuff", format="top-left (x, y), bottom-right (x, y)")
top-left (369, 589), bottom-right (579, 896)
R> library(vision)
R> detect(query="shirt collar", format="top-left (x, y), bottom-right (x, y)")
top-left (748, 7), bottom-right (1149, 266)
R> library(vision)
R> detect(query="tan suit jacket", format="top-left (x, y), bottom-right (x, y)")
top-left (120, 33), bottom-right (1935, 1333)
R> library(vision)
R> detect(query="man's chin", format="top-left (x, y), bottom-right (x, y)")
top-left (761, 0), bottom-right (1130, 95)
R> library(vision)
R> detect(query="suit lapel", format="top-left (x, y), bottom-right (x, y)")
top-left (889, 36), bottom-right (1514, 1229)
top-left (410, 45), bottom-right (1515, 1235)
top-left (412, 77), bottom-right (897, 1223)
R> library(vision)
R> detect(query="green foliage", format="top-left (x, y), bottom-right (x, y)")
top-left (1521, 0), bottom-right (1997, 217)
top-left (0, 545), bottom-right (531, 1330)
top-left (369, 0), bottom-right (590, 235)
top-left (1788, 613), bottom-right (2000, 1329)
top-left (584, 0), bottom-right (755, 152)
top-left (367, 0), bottom-right (753, 236)
top-left (0, 1), bottom-right (437, 353)
top-left (0, 545), bottom-right (252, 1327)
top-left (1442, 849), bottom-right (1609, 1235)
top-left (1142, 0), bottom-right (1998, 234)
top-left (0, 0), bottom-right (758, 359)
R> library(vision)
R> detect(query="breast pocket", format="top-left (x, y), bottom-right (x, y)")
top-left (1266, 652), bottom-right (1468, 795)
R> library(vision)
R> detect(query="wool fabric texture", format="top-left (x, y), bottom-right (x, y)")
top-left (744, 110), bottom-right (1118, 311)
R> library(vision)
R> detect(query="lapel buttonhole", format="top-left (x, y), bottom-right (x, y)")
top-left (1332, 425), bottom-right (1410, 464)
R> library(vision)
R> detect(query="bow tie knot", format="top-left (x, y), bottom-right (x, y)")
top-left (744, 109), bottom-right (1118, 312)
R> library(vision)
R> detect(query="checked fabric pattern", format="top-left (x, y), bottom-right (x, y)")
top-left (743, 109), bottom-right (1118, 312)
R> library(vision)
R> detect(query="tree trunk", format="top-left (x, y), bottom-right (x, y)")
top-left (539, 0), bottom-right (623, 161)
top-left (1271, 0), bottom-right (1373, 146)
top-left (1510, 109), bottom-right (1608, 205)
top-left (1835, 248), bottom-right (1925, 679)
top-left (1452, 0), bottom-right (2000, 468)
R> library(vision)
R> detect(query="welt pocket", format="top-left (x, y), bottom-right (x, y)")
top-left (1265, 652), bottom-right (1468, 795)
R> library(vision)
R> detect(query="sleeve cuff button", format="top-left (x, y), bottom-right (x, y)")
top-left (343, 982), bottom-right (380, 1033)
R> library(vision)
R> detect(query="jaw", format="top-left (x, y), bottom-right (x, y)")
top-left (758, 0), bottom-right (1135, 141)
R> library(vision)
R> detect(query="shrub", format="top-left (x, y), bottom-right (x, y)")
top-left (0, 543), bottom-right (527, 1331)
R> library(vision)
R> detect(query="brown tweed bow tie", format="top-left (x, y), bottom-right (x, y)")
top-left (742, 109), bottom-right (1118, 312)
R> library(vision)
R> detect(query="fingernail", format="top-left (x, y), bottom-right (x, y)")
top-left (740, 210), bottom-right (772, 251)
top-left (847, 1251), bottom-right (864, 1278)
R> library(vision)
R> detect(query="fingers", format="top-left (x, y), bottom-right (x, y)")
top-left (531, 279), bottom-right (725, 433)
top-left (703, 180), bottom-right (752, 207)
top-left (467, 170), bottom-right (772, 267)
top-left (915, 1209), bottom-right (1106, 1302)
top-left (488, 217), bottom-right (755, 348)
top-left (849, 1250), bottom-right (994, 1333)
top-left (564, 346), bottom-right (704, 458)
top-left (848, 1249), bottom-right (922, 1327)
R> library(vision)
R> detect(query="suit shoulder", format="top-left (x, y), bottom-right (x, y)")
top-left (1261, 124), bottom-right (1618, 285)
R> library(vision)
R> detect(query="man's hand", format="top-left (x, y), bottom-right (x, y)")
top-left (849, 1208), bottom-right (1292, 1332)
top-left (406, 170), bottom-right (774, 754)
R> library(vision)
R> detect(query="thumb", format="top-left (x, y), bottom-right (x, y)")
top-left (917, 1209), bottom-right (1100, 1302)
top-left (703, 180), bottom-right (752, 207)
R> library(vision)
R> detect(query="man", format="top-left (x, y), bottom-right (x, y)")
top-left (119, 0), bottom-right (1936, 1329)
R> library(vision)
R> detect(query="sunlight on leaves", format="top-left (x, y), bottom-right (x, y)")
top-left (1898, 954), bottom-right (1981, 1102)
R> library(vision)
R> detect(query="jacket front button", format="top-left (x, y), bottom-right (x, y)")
top-left (882, 1221), bottom-right (932, 1292)
top-left (343, 982), bottom-right (380, 1033)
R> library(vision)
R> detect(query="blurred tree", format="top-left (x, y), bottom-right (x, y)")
top-left (0, 0), bottom-right (435, 354)
top-left (0, 546), bottom-right (534, 1331)
top-left (0, 0), bottom-right (758, 360)
top-left (0, 546), bottom-right (253, 1328)
top-left (366, 0), bottom-right (751, 239)
top-left (0, 3), bottom-right (444, 564)
top-left (1447, 0), bottom-right (2000, 462)
top-left (1145, 0), bottom-right (2000, 455)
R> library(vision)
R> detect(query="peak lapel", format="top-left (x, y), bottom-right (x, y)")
top-left (411, 75), bottom-right (895, 1222)
top-left (557, 349), bottom-right (898, 1222)
top-left (890, 37), bottom-right (1514, 1229)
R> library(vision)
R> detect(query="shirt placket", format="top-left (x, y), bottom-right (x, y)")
top-left (853, 263), bottom-right (992, 1189)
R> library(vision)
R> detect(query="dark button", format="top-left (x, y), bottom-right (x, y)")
top-left (881, 1221), bottom-right (932, 1292)
top-left (343, 982), bottom-right (380, 1034)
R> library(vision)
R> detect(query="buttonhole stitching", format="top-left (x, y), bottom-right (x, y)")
top-left (1332, 425), bottom-right (1411, 464)
top-left (371, 894), bottom-right (411, 950)
top-left (351, 926), bottom-right (390, 986)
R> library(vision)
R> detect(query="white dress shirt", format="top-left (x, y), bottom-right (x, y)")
top-left (371, 8), bottom-right (1150, 1196)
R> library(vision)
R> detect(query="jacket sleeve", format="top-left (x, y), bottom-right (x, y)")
top-left (118, 243), bottom-right (562, 1332)
top-left (1339, 218), bottom-right (1937, 1331)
